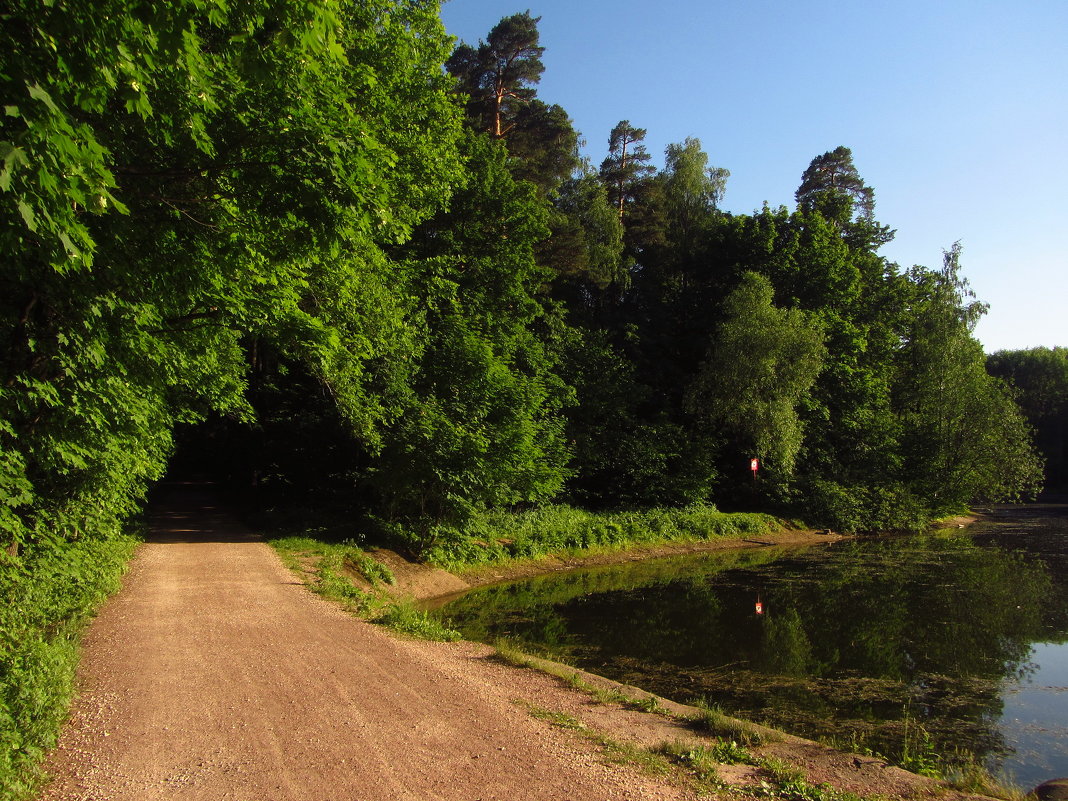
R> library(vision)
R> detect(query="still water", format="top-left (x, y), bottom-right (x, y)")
top-left (435, 505), bottom-right (1068, 788)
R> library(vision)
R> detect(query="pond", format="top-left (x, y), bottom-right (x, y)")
top-left (434, 505), bottom-right (1068, 789)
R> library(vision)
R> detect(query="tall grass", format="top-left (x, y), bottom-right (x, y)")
top-left (422, 503), bottom-right (783, 570)
top-left (0, 532), bottom-right (139, 801)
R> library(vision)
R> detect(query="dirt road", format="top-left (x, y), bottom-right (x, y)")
top-left (37, 486), bottom-right (688, 801)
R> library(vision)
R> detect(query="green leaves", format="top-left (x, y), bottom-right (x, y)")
top-left (0, 0), bottom-right (466, 554)
top-left (687, 273), bottom-right (826, 476)
top-left (0, 142), bottom-right (28, 191)
top-left (364, 133), bottom-right (570, 540)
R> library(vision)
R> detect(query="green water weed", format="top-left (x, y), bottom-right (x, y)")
top-left (898, 703), bottom-right (941, 778)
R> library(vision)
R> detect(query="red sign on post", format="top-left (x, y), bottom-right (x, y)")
top-left (750, 458), bottom-right (759, 473)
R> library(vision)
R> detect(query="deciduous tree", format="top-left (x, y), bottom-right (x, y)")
top-left (686, 272), bottom-right (826, 477)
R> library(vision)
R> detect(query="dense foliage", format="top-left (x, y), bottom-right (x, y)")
top-left (0, 3), bottom-right (1051, 792)
top-left (988, 347), bottom-right (1068, 490)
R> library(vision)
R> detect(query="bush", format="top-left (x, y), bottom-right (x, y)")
top-left (802, 480), bottom-right (930, 533)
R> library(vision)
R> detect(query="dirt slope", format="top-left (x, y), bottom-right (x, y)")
top-left (37, 486), bottom-right (688, 800)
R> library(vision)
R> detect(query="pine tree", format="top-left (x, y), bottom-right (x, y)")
top-left (446, 12), bottom-right (577, 191)
top-left (599, 120), bottom-right (656, 221)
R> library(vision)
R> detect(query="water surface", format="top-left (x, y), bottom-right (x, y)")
top-left (437, 505), bottom-right (1068, 788)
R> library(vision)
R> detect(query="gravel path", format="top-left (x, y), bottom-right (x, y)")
top-left (37, 486), bottom-right (690, 801)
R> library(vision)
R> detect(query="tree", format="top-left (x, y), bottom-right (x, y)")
top-left (374, 133), bottom-right (573, 547)
top-left (445, 11), bottom-right (577, 192)
top-left (599, 120), bottom-right (656, 221)
top-left (661, 137), bottom-right (728, 255)
top-left (895, 244), bottom-right (1042, 511)
top-left (503, 99), bottom-right (579, 191)
top-left (795, 146), bottom-right (893, 249)
top-left (796, 146), bottom-right (874, 220)
top-left (988, 347), bottom-right (1068, 489)
top-left (446, 11), bottom-right (544, 139)
top-left (546, 173), bottom-right (625, 290)
top-left (686, 272), bottom-right (826, 478)
top-left (0, 0), bottom-right (465, 551)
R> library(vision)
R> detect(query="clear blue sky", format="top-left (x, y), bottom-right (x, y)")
top-left (439, 0), bottom-right (1067, 353)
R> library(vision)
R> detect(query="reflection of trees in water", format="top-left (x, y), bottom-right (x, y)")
top-left (761, 609), bottom-right (814, 676)
top-left (439, 527), bottom-right (1058, 767)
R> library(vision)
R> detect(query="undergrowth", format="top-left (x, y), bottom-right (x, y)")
top-left (0, 530), bottom-right (140, 801)
top-left (422, 503), bottom-right (783, 570)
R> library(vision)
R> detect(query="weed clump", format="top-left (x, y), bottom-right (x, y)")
top-left (376, 602), bottom-right (461, 642)
top-left (690, 698), bottom-right (767, 746)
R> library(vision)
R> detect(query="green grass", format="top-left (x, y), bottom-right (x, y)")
top-left (421, 503), bottom-right (784, 571)
top-left (656, 737), bottom-right (755, 782)
top-left (522, 703), bottom-right (673, 779)
top-left (494, 638), bottom-right (678, 717)
top-left (0, 531), bottom-right (140, 801)
top-left (755, 757), bottom-right (869, 801)
top-left (268, 536), bottom-right (394, 614)
top-left (941, 759), bottom-right (1029, 801)
top-left (689, 698), bottom-right (769, 746)
top-left (374, 601), bottom-right (461, 642)
top-left (345, 549), bottom-right (395, 587)
top-left (269, 537), bottom-right (460, 642)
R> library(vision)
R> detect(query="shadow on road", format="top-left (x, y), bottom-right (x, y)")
top-left (145, 481), bottom-right (262, 544)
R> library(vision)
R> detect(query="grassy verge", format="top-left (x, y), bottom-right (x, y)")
top-left (267, 503), bottom-right (784, 640)
top-left (267, 536), bottom-right (460, 641)
top-left (496, 639), bottom-right (1028, 801)
top-left (0, 531), bottom-right (140, 801)
top-left (522, 701), bottom-right (878, 801)
top-left (421, 503), bottom-right (785, 571)
top-left (270, 536), bottom-right (394, 612)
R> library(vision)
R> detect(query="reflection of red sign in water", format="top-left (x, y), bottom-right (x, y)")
top-left (750, 458), bottom-right (759, 473)
top-left (755, 600), bottom-right (764, 615)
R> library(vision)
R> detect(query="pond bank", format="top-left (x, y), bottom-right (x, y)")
top-left (376, 526), bottom-right (858, 605)
top-left (286, 511), bottom-right (1007, 800)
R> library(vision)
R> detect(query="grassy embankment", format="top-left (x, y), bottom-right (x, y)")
top-left (268, 502), bottom-right (783, 639)
top-left (0, 531), bottom-right (140, 801)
